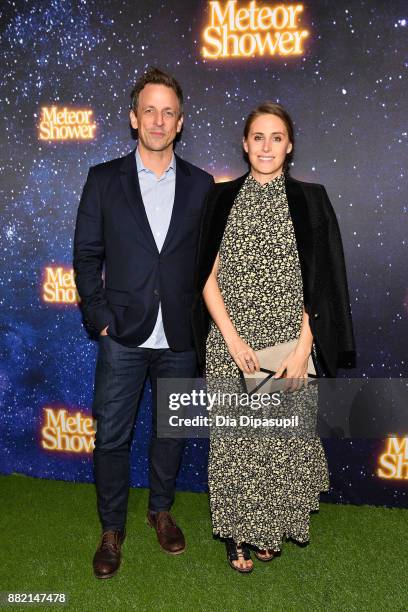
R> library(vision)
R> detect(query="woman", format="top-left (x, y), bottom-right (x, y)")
top-left (192, 103), bottom-right (355, 572)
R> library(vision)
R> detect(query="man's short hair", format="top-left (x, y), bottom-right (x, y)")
top-left (130, 67), bottom-right (183, 116)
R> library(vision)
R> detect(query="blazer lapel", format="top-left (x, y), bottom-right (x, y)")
top-left (285, 175), bottom-right (315, 311)
top-left (161, 154), bottom-right (191, 253)
top-left (211, 174), bottom-right (247, 250)
top-left (197, 173), bottom-right (247, 293)
top-left (119, 150), bottom-right (158, 253)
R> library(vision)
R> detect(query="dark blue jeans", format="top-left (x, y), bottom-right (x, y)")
top-left (92, 335), bottom-right (197, 531)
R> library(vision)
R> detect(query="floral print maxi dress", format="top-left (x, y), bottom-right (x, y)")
top-left (205, 173), bottom-right (329, 551)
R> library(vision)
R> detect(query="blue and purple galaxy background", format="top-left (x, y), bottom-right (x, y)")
top-left (0, 0), bottom-right (407, 506)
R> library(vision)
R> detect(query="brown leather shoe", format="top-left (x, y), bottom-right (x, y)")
top-left (92, 529), bottom-right (126, 579)
top-left (147, 511), bottom-right (186, 555)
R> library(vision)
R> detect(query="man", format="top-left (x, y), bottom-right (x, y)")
top-left (73, 67), bottom-right (214, 579)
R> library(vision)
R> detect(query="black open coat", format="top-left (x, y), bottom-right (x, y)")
top-left (191, 173), bottom-right (356, 377)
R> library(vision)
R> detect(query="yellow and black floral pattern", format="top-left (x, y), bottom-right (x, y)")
top-left (206, 173), bottom-right (329, 551)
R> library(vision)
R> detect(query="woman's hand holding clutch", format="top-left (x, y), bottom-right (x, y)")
top-left (225, 334), bottom-right (260, 374)
top-left (273, 345), bottom-right (311, 392)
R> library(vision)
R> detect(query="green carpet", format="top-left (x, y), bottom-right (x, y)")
top-left (1, 474), bottom-right (406, 612)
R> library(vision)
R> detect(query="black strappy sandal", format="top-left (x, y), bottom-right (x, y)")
top-left (225, 538), bottom-right (254, 574)
top-left (254, 549), bottom-right (275, 562)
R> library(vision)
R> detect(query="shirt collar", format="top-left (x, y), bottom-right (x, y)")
top-left (135, 147), bottom-right (175, 175)
top-left (247, 171), bottom-right (285, 190)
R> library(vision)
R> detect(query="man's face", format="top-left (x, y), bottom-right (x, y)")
top-left (130, 83), bottom-right (183, 153)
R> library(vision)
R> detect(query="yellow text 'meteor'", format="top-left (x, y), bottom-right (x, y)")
top-left (39, 106), bottom-right (96, 140)
top-left (202, 1), bottom-right (309, 58)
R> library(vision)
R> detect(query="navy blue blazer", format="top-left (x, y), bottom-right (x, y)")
top-left (73, 148), bottom-right (214, 350)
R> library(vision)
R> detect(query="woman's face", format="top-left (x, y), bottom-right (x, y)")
top-left (243, 113), bottom-right (293, 184)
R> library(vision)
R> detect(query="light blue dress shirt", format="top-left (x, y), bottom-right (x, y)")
top-left (136, 147), bottom-right (176, 349)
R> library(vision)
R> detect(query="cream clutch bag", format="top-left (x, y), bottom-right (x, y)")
top-left (243, 339), bottom-right (316, 394)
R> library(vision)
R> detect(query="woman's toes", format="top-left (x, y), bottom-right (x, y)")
top-left (257, 548), bottom-right (274, 560)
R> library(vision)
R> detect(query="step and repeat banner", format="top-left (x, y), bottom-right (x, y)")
top-left (1, 1), bottom-right (407, 507)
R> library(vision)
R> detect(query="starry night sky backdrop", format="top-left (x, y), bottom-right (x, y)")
top-left (0, 1), bottom-right (407, 507)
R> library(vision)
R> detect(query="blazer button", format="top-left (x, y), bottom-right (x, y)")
top-left (313, 312), bottom-right (320, 319)
top-left (154, 289), bottom-right (159, 296)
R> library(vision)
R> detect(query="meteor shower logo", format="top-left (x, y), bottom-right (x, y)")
top-left (42, 266), bottom-right (79, 304)
top-left (41, 408), bottom-right (95, 453)
top-left (377, 438), bottom-right (408, 480)
top-left (38, 106), bottom-right (96, 140)
top-left (202, 1), bottom-right (309, 58)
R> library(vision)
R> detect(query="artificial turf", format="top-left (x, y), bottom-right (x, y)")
top-left (1, 474), bottom-right (406, 612)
